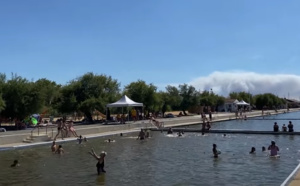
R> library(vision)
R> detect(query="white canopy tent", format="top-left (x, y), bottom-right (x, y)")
top-left (236, 100), bottom-right (250, 105)
top-left (106, 95), bottom-right (143, 122)
top-left (106, 95), bottom-right (143, 108)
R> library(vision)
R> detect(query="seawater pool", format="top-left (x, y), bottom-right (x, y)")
top-left (1, 112), bottom-right (300, 186)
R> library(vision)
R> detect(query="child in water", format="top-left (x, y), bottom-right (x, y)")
top-left (55, 145), bottom-right (64, 154)
top-left (249, 147), bottom-right (256, 154)
top-left (11, 160), bottom-right (20, 167)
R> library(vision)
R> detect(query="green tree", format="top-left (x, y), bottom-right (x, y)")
top-left (124, 80), bottom-right (158, 115)
top-left (0, 73), bottom-right (6, 112)
top-left (34, 78), bottom-right (61, 116)
top-left (57, 73), bottom-right (120, 122)
top-left (1, 74), bottom-right (43, 120)
top-left (179, 84), bottom-right (199, 115)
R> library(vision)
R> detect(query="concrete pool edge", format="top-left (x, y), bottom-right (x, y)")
top-left (1, 108), bottom-right (299, 149)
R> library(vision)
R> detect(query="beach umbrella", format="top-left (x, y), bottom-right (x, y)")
top-left (31, 118), bottom-right (38, 125)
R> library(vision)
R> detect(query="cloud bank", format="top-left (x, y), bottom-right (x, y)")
top-left (188, 71), bottom-right (300, 99)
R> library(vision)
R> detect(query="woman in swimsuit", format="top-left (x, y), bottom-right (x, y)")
top-left (89, 148), bottom-right (106, 175)
top-left (68, 120), bottom-right (78, 137)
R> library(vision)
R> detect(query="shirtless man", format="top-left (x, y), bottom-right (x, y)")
top-left (54, 119), bottom-right (64, 140)
top-left (89, 148), bottom-right (107, 175)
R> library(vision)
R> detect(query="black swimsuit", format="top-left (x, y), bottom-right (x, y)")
top-left (96, 161), bottom-right (105, 175)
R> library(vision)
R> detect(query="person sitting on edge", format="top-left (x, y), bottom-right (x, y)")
top-left (167, 128), bottom-right (173, 134)
top-left (11, 160), bottom-right (20, 167)
top-left (268, 141), bottom-right (279, 156)
top-left (249, 147), bottom-right (256, 154)
top-left (282, 124), bottom-right (287, 132)
top-left (273, 122), bottom-right (279, 132)
top-left (262, 146), bottom-right (266, 152)
top-left (288, 121), bottom-right (294, 132)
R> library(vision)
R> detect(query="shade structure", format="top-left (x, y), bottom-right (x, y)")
top-left (106, 95), bottom-right (143, 108)
top-left (236, 100), bottom-right (250, 105)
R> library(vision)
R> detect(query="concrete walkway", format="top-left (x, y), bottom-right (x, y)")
top-left (0, 109), bottom-right (298, 149)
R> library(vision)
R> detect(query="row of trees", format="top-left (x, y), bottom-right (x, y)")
top-left (0, 72), bottom-right (287, 123)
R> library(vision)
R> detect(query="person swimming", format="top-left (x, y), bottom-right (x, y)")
top-left (137, 129), bottom-right (145, 140)
top-left (105, 139), bottom-right (115, 143)
top-left (167, 128), bottom-right (173, 134)
top-left (262, 146), bottom-right (266, 152)
top-left (177, 131), bottom-right (183, 137)
top-left (55, 145), bottom-right (64, 154)
top-left (249, 147), bottom-right (256, 154)
top-left (11, 160), bottom-right (20, 167)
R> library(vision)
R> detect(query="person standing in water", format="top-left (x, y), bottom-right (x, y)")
top-left (11, 160), bottom-right (20, 167)
top-left (51, 141), bottom-right (57, 152)
top-left (268, 141), bottom-right (279, 156)
top-left (55, 145), bottom-right (65, 154)
top-left (249, 147), bottom-right (256, 154)
top-left (89, 148), bottom-right (107, 175)
top-left (212, 144), bottom-right (219, 158)
top-left (137, 129), bottom-right (145, 140)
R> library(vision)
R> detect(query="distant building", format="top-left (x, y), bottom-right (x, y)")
top-left (285, 99), bottom-right (300, 108)
top-left (217, 99), bottom-right (239, 112)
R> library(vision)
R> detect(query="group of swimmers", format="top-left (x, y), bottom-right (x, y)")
top-left (249, 141), bottom-right (280, 157)
top-left (273, 121), bottom-right (294, 132)
top-left (213, 140), bottom-right (280, 158)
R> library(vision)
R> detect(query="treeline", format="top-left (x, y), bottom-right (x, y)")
top-left (0, 72), bottom-right (286, 122)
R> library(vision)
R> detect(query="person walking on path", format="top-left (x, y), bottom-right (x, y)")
top-left (54, 119), bottom-right (65, 140)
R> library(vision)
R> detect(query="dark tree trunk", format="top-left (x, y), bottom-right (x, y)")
top-left (85, 112), bottom-right (94, 123)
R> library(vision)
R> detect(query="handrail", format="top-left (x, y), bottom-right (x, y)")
top-left (30, 124), bottom-right (56, 137)
top-left (281, 163), bottom-right (300, 186)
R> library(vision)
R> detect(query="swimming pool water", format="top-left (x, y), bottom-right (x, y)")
top-left (1, 112), bottom-right (300, 186)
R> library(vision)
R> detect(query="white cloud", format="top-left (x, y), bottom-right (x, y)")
top-left (188, 71), bottom-right (300, 99)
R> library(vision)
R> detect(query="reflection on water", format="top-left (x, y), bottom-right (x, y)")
top-left (0, 112), bottom-right (300, 186)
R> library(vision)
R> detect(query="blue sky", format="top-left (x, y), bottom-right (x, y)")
top-left (1, 0), bottom-right (300, 96)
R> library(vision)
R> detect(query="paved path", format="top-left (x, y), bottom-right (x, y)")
top-left (0, 109), bottom-right (299, 149)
